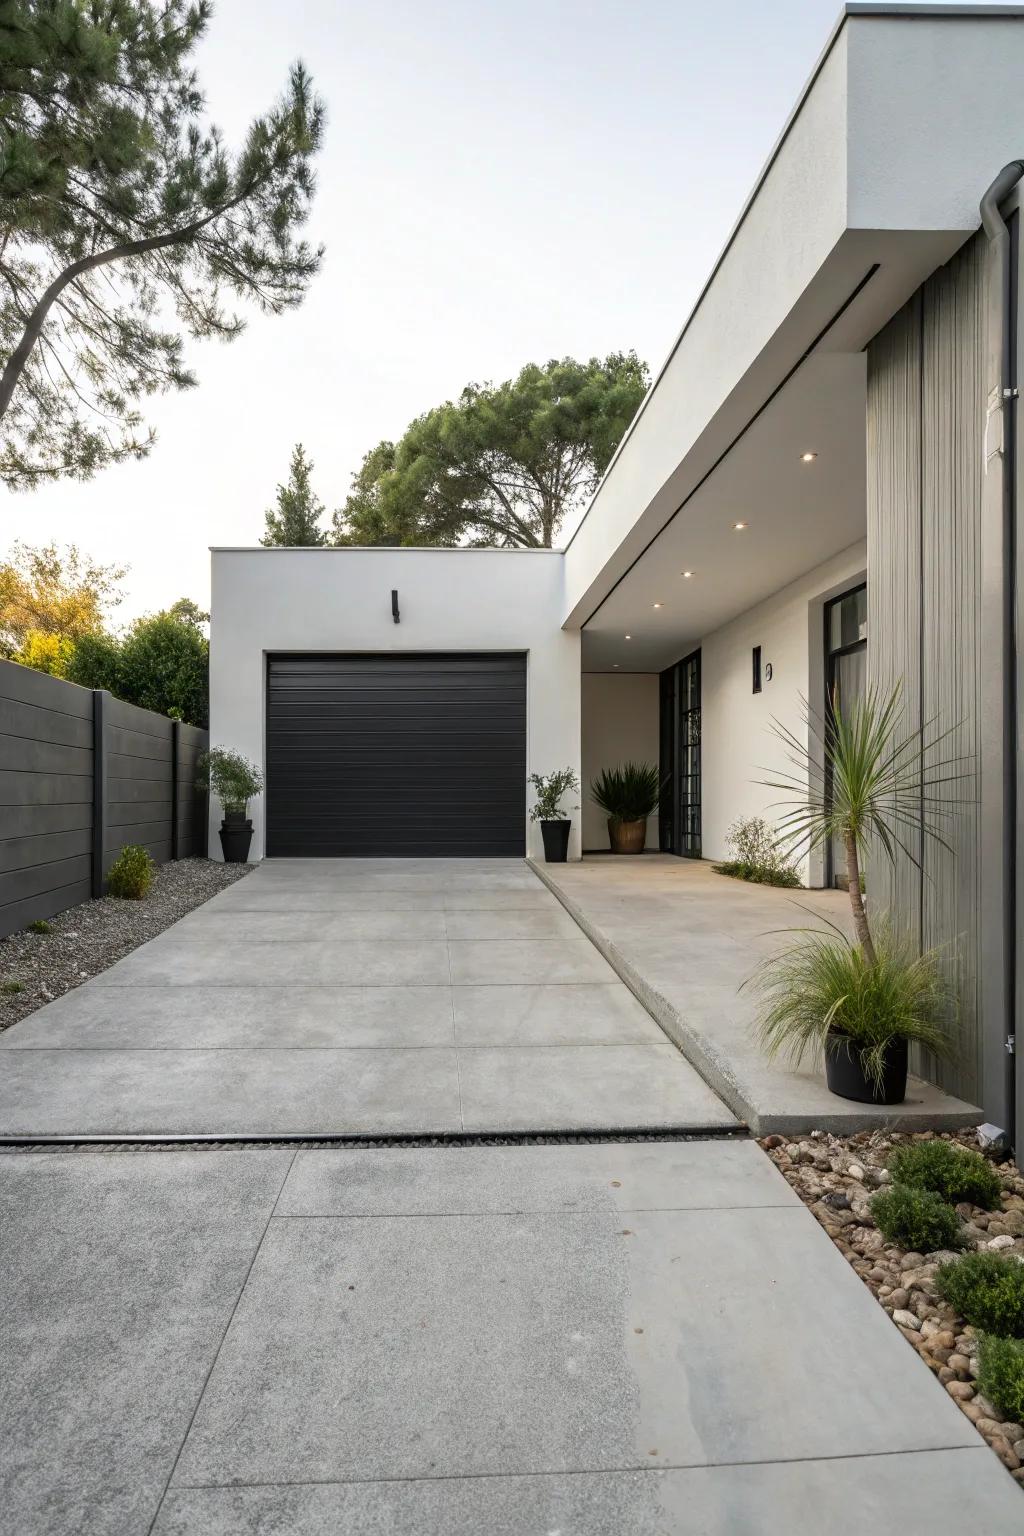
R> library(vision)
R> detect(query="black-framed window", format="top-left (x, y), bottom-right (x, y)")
top-left (659, 648), bottom-right (701, 859)
top-left (824, 583), bottom-right (867, 887)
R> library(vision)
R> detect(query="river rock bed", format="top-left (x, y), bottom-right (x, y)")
top-left (761, 1127), bottom-right (1024, 1484)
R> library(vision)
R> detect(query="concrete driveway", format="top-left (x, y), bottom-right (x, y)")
top-left (3, 1140), bottom-right (1020, 1536)
top-left (0, 859), bottom-right (733, 1137)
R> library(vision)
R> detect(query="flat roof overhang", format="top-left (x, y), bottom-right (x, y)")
top-left (566, 5), bottom-right (1024, 662)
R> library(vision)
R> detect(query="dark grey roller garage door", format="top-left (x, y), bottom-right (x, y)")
top-left (265, 654), bottom-right (527, 857)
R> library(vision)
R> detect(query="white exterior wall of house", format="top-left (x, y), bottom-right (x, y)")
top-left (580, 674), bottom-right (660, 851)
top-left (209, 548), bottom-right (580, 863)
top-left (698, 541), bottom-right (867, 882)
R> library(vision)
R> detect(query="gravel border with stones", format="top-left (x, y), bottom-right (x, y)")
top-left (761, 1127), bottom-right (1024, 1487)
top-left (0, 859), bottom-right (251, 1034)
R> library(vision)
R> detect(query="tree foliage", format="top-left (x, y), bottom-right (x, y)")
top-left (333, 352), bottom-right (649, 549)
top-left (66, 600), bottom-right (209, 725)
top-left (261, 442), bottom-right (326, 546)
top-left (0, 0), bottom-right (325, 488)
top-left (0, 540), bottom-right (126, 653)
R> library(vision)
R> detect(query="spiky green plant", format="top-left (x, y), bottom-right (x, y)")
top-left (747, 920), bottom-right (953, 1091)
top-left (590, 762), bottom-right (661, 824)
top-left (759, 684), bottom-right (969, 963)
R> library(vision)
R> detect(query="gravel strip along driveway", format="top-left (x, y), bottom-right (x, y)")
top-left (0, 860), bottom-right (252, 1035)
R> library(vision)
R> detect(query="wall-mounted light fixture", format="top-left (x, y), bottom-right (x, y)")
top-left (391, 589), bottom-right (400, 624)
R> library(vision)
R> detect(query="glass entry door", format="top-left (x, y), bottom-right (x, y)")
top-left (825, 584), bottom-right (867, 887)
top-left (658, 649), bottom-right (701, 858)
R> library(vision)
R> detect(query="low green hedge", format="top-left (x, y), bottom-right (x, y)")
top-left (869, 1183), bottom-right (963, 1252)
top-left (977, 1333), bottom-right (1024, 1423)
top-left (936, 1251), bottom-right (1024, 1338)
top-left (887, 1140), bottom-right (1002, 1211)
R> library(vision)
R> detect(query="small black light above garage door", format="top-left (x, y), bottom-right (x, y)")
top-left (265, 653), bottom-right (527, 857)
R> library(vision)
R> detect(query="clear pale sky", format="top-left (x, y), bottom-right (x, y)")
top-left (3, 0), bottom-right (921, 620)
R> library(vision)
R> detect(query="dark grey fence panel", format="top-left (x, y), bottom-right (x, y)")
top-left (0, 661), bottom-right (209, 937)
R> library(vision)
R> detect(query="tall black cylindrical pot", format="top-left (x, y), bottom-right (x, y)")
top-left (219, 817), bottom-right (253, 863)
top-left (540, 819), bottom-right (571, 863)
top-left (825, 1030), bottom-right (908, 1105)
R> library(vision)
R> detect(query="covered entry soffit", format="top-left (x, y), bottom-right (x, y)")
top-left (580, 351), bottom-right (866, 674)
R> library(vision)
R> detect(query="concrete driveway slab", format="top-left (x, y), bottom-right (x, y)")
top-left (0, 1047), bottom-right (463, 1135)
top-left (458, 1043), bottom-right (736, 1130)
top-left (0, 985), bottom-right (456, 1050)
top-left (452, 983), bottom-right (665, 1045)
top-left (448, 937), bottom-right (619, 984)
top-left (171, 1201), bottom-right (973, 1491)
top-left (152, 1450), bottom-right (1024, 1536)
top-left (277, 1140), bottom-right (800, 1216)
top-left (0, 859), bottom-right (736, 1137)
top-left (168, 908), bottom-right (449, 941)
top-left (0, 1150), bottom-right (291, 1536)
top-left (99, 937), bottom-right (452, 987)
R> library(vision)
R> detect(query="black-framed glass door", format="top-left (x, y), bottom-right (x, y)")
top-left (824, 583), bottom-right (867, 887)
top-left (659, 648), bottom-right (701, 858)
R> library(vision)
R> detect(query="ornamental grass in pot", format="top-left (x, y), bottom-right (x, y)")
top-left (747, 683), bottom-right (967, 1104)
top-left (199, 747), bottom-right (264, 863)
top-left (590, 761), bottom-right (661, 854)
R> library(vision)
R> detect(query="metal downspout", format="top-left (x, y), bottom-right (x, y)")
top-left (979, 162), bottom-right (1023, 1139)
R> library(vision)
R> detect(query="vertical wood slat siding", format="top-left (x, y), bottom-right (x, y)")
top-left (0, 661), bottom-right (208, 936)
top-left (866, 231), bottom-right (985, 1102)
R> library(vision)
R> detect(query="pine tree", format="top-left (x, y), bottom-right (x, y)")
top-left (0, 2), bottom-right (325, 488)
top-left (261, 445), bottom-right (327, 546)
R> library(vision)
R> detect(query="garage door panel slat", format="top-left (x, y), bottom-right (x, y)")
top-left (265, 653), bottom-right (527, 858)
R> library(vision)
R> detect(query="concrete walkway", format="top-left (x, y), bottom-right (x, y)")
top-left (532, 855), bottom-right (981, 1135)
top-left (3, 1141), bottom-right (1020, 1536)
top-left (0, 859), bottom-right (733, 1137)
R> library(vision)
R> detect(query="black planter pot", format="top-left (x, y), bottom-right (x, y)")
top-left (219, 817), bottom-right (253, 863)
top-left (540, 819), bottom-right (571, 863)
top-left (825, 1030), bottom-right (908, 1105)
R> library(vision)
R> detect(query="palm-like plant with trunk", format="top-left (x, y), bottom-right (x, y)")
top-left (748, 684), bottom-right (971, 1100)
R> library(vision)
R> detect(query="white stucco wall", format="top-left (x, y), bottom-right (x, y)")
top-left (209, 548), bottom-right (581, 862)
top-left (581, 673), bottom-right (660, 851)
top-left (698, 540), bottom-right (867, 882)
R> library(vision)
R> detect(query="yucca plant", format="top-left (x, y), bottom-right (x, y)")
top-left (760, 684), bottom-right (969, 963)
top-left (748, 683), bottom-right (970, 1098)
top-left (590, 762), bottom-right (661, 824)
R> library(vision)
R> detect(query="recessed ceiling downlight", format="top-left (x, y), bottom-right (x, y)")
top-left (733, 522), bottom-right (748, 531)
top-left (682, 570), bottom-right (694, 578)
top-left (801, 451), bottom-right (817, 462)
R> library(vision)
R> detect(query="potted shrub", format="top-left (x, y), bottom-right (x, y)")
top-left (748, 684), bottom-right (967, 1104)
top-left (589, 762), bottom-right (661, 854)
top-left (199, 747), bottom-right (263, 863)
top-left (528, 768), bottom-right (579, 862)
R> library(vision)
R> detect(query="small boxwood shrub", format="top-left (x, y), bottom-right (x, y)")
top-left (27, 919), bottom-right (52, 934)
top-left (1, 979), bottom-right (25, 995)
top-left (936, 1252), bottom-right (1024, 1337)
top-left (977, 1333), bottom-right (1024, 1423)
top-left (869, 1183), bottom-right (963, 1252)
top-left (106, 844), bottom-right (155, 900)
top-left (887, 1139), bottom-right (1002, 1210)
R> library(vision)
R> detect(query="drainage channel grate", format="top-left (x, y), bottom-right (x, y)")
top-left (0, 1125), bottom-right (750, 1153)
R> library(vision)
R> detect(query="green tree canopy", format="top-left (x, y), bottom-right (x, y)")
top-left (0, 0), bottom-right (325, 488)
top-left (332, 352), bottom-right (649, 549)
top-left (261, 442), bottom-right (326, 546)
top-left (67, 600), bottom-right (209, 725)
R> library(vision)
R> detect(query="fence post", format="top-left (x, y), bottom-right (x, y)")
top-left (91, 689), bottom-right (108, 897)
top-left (171, 718), bottom-right (181, 860)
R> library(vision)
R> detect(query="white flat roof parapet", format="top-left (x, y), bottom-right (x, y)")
top-left (562, 5), bottom-right (1024, 628)
top-left (208, 545), bottom-right (564, 554)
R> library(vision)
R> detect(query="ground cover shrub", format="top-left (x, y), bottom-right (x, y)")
top-left (936, 1251), bottom-right (1024, 1337)
top-left (888, 1139), bottom-right (1002, 1210)
top-left (106, 845), bottom-right (156, 900)
top-left (713, 815), bottom-right (801, 887)
top-left (1, 979), bottom-right (25, 995)
top-left (27, 919), bottom-right (52, 934)
top-left (977, 1333), bottom-right (1024, 1423)
top-left (869, 1183), bottom-right (963, 1252)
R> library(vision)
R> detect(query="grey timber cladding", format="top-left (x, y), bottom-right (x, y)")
top-left (866, 230), bottom-right (985, 1104)
top-left (0, 662), bottom-right (209, 937)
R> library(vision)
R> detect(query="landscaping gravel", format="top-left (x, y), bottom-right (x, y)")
top-left (0, 859), bottom-right (251, 1035)
top-left (762, 1127), bottom-right (1024, 1487)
